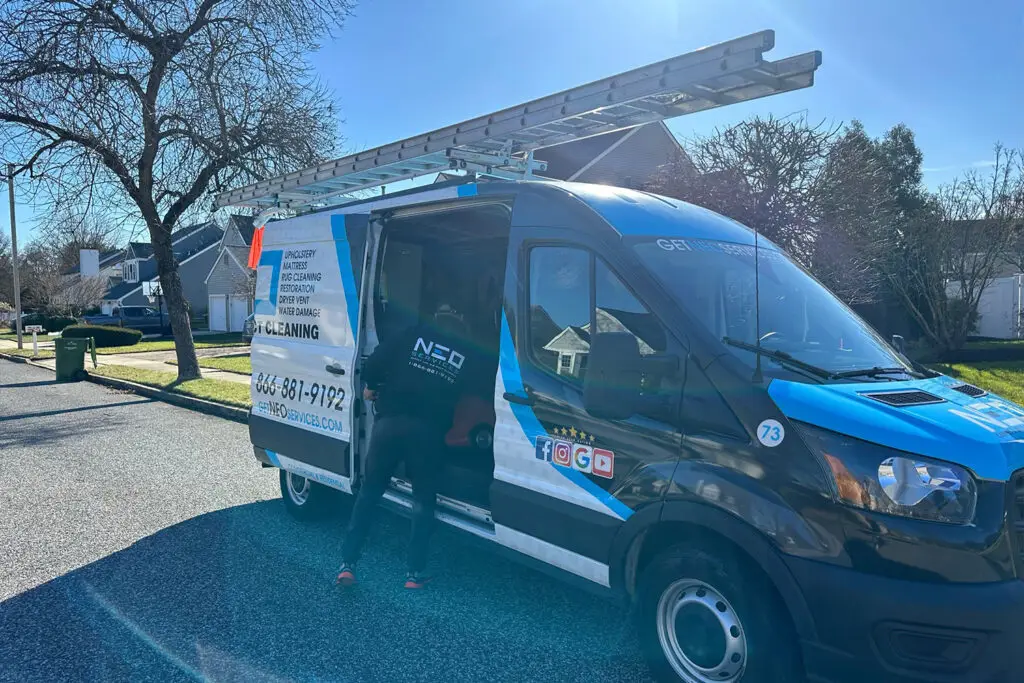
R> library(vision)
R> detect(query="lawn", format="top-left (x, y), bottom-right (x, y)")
top-left (95, 333), bottom-right (249, 355)
top-left (964, 340), bottom-right (1024, 351)
top-left (1, 347), bottom-right (56, 359)
top-left (166, 353), bottom-right (252, 375)
top-left (934, 361), bottom-right (1024, 406)
top-left (89, 365), bottom-right (251, 408)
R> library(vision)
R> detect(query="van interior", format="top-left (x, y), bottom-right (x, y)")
top-left (366, 201), bottom-right (511, 515)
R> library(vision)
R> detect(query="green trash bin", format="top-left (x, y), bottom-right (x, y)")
top-left (55, 336), bottom-right (97, 382)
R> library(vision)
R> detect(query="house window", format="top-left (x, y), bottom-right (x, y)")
top-left (528, 246), bottom-right (591, 384)
top-left (123, 259), bottom-right (140, 284)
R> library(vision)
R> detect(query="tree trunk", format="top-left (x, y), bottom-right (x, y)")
top-left (149, 221), bottom-right (200, 380)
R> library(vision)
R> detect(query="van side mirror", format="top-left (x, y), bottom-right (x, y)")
top-left (583, 332), bottom-right (642, 420)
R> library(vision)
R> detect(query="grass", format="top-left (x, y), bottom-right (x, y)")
top-left (89, 365), bottom-right (251, 408)
top-left (1, 348), bottom-right (56, 359)
top-left (166, 353), bottom-right (252, 375)
top-left (95, 333), bottom-right (248, 355)
top-left (934, 361), bottom-right (1024, 405)
top-left (964, 340), bottom-right (1024, 351)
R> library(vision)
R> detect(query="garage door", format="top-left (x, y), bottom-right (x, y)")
top-left (229, 296), bottom-right (249, 332)
top-left (209, 295), bottom-right (227, 331)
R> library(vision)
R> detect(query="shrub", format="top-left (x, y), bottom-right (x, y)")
top-left (61, 324), bottom-right (143, 348)
top-left (22, 313), bottom-right (79, 332)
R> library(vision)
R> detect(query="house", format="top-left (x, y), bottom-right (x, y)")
top-left (542, 307), bottom-right (663, 377)
top-left (93, 221), bottom-right (224, 316)
top-left (435, 121), bottom-right (692, 188)
top-left (204, 214), bottom-right (257, 332)
top-left (533, 121), bottom-right (692, 186)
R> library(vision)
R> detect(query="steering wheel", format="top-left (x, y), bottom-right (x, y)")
top-left (759, 331), bottom-right (780, 343)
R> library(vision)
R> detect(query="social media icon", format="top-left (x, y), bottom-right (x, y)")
top-left (593, 448), bottom-right (615, 479)
top-left (535, 436), bottom-right (553, 461)
top-left (573, 444), bottom-right (593, 473)
top-left (552, 440), bottom-right (572, 467)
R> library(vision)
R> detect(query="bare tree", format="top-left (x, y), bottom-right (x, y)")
top-left (875, 146), bottom-right (1022, 350)
top-left (0, 0), bottom-right (351, 378)
top-left (644, 115), bottom-right (882, 303)
top-left (683, 115), bottom-right (840, 262)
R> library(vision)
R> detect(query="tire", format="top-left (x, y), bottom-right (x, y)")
top-left (636, 545), bottom-right (802, 683)
top-left (278, 469), bottom-right (341, 520)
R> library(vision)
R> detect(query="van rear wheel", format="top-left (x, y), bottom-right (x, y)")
top-left (636, 546), bottom-right (802, 683)
top-left (279, 470), bottom-right (336, 520)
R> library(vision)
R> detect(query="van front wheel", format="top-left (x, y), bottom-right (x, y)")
top-left (636, 546), bottom-right (802, 683)
top-left (279, 470), bottom-right (335, 519)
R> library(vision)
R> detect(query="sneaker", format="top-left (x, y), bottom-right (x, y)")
top-left (404, 572), bottom-right (431, 589)
top-left (335, 564), bottom-right (357, 587)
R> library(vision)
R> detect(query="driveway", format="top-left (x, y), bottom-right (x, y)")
top-left (0, 361), bottom-right (651, 683)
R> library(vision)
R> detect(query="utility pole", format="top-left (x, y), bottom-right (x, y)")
top-left (7, 163), bottom-right (22, 349)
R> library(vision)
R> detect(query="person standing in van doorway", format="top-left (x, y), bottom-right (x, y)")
top-left (336, 304), bottom-right (476, 589)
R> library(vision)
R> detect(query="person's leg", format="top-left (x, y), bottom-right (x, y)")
top-left (404, 419), bottom-right (442, 579)
top-left (339, 417), bottom-right (406, 570)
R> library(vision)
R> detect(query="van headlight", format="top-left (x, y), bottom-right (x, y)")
top-left (795, 423), bottom-right (977, 525)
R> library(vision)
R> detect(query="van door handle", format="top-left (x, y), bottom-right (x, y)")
top-left (503, 391), bottom-right (535, 406)
top-left (325, 364), bottom-right (346, 376)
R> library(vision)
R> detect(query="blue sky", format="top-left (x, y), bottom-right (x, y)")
top-left (12, 0), bottom-right (1024, 241)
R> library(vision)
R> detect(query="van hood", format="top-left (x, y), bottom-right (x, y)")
top-left (768, 374), bottom-right (1024, 481)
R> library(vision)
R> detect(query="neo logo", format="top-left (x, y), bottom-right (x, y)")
top-left (414, 338), bottom-right (465, 369)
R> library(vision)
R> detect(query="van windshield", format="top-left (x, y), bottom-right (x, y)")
top-left (633, 237), bottom-right (914, 377)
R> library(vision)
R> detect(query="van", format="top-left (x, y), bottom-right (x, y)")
top-left (247, 178), bottom-right (1024, 683)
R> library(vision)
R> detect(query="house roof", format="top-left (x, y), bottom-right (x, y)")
top-left (432, 123), bottom-right (689, 188)
top-left (228, 214), bottom-right (256, 246)
top-left (61, 248), bottom-right (125, 276)
top-left (532, 129), bottom-right (633, 181)
top-left (542, 307), bottom-right (664, 356)
top-left (103, 221), bottom-right (223, 300)
top-left (128, 242), bottom-right (153, 259)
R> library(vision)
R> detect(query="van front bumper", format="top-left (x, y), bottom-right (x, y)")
top-left (785, 555), bottom-right (1024, 683)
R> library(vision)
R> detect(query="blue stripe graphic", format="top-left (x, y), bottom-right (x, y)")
top-left (499, 313), bottom-right (633, 520)
top-left (457, 184), bottom-right (478, 197)
top-left (330, 216), bottom-right (362, 336)
top-left (254, 250), bottom-right (283, 316)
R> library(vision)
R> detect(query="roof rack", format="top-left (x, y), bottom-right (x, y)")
top-left (216, 30), bottom-right (821, 211)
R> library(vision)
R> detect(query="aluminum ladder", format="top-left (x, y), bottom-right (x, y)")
top-left (216, 30), bottom-right (821, 211)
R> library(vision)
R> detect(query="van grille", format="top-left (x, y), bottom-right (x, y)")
top-left (1012, 470), bottom-right (1024, 579)
top-left (951, 383), bottom-right (987, 398)
top-left (862, 390), bottom-right (945, 407)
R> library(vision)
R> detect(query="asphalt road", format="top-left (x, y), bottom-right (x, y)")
top-left (0, 360), bottom-right (652, 683)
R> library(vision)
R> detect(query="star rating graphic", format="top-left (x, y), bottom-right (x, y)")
top-left (550, 426), bottom-right (596, 444)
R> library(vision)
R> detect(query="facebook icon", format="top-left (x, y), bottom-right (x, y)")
top-left (535, 436), bottom-right (553, 461)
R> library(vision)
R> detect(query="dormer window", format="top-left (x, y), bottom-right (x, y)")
top-left (123, 259), bottom-right (140, 283)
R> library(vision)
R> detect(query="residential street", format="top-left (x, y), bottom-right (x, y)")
top-left (0, 361), bottom-right (651, 683)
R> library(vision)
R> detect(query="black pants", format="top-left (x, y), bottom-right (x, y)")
top-left (341, 414), bottom-right (441, 573)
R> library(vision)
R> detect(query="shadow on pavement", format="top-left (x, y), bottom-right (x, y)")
top-left (0, 500), bottom-right (651, 683)
top-left (0, 399), bottom-right (153, 424)
top-left (0, 379), bottom-right (62, 389)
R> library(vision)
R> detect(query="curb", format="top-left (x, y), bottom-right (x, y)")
top-left (85, 373), bottom-right (250, 423)
top-left (1, 354), bottom-right (249, 424)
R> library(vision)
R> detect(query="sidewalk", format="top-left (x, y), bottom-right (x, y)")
top-left (0, 339), bottom-right (249, 385)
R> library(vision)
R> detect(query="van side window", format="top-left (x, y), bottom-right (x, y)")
top-left (595, 260), bottom-right (678, 423)
top-left (595, 260), bottom-right (666, 353)
top-left (528, 246), bottom-right (591, 384)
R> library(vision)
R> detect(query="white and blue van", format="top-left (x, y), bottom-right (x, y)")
top-left (247, 178), bottom-right (1024, 683)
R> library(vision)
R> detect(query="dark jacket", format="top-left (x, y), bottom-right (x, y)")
top-left (362, 322), bottom-right (477, 424)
